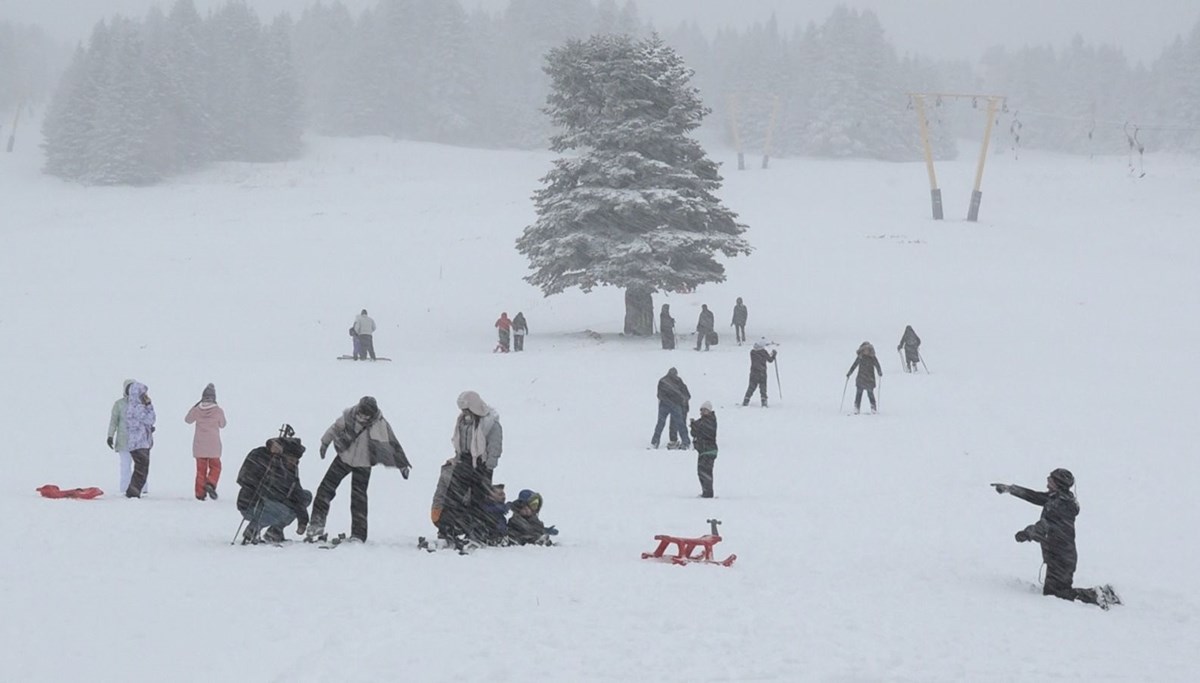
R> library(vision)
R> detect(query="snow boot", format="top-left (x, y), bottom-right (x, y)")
top-left (204, 483), bottom-right (218, 501)
top-left (262, 527), bottom-right (286, 544)
top-left (304, 522), bottom-right (327, 543)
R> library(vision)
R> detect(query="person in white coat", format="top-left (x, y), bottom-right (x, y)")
top-left (445, 391), bottom-right (503, 542)
top-left (353, 309), bottom-right (377, 360)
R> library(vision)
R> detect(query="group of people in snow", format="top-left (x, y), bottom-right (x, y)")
top-left (108, 381), bottom-right (227, 501)
top-left (659, 297), bottom-right (750, 351)
top-left (494, 311), bottom-right (529, 352)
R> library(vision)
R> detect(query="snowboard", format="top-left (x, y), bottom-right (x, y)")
top-left (337, 356), bottom-right (392, 362)
top-left (1095, 584), bottom-right (1123, 610)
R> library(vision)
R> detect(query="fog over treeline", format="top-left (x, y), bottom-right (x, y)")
top-left (2, 0), bottom-right (1199, 185)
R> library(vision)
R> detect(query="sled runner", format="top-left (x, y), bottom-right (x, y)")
top-left (641, 518), bottom-right (736, 567)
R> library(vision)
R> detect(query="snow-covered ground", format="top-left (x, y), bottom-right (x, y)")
top-left (2, 130), bottom-right (1198, 682)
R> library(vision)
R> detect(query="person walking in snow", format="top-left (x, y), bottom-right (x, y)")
top-left (185, 383), bottom-right (227, 501)
top-left (512, 312), bottom-right (528, 352)
top-left (352, 309), bottom-right (376, 360)
top-left (651, 367), bottom-right (691, 450)
top-left (689, 401), bottom-right (719, 498)
top-left (236, 433), bottom-right (312, 544)
top-left (309, 396), bottom-right (411, 543)
top-left (124, 381), bottom-right (156, 498)
top-left (660, 304), bottom-right (676, 350)
top-left (897, 325), bottom-right (922, 373)
top-left (846, 342), bottom-right (883, 414)
top-left (992, 469), bottom-right (1115, 608)
top-left (742, 339), bottom-right (777, 407)
top-left (695, 304), bottom-right (715, 351)
top-left (731, 297), bottom-right (748, 344)
top-left (495, 312), bottom-right (512, 352)
top-left (446, 390), bottom-right (504, 542)
top-left (107, 379), bottom-right (148, 495)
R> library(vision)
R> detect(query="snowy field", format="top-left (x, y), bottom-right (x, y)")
top-left (2, 130), bottom-right (1199, 682)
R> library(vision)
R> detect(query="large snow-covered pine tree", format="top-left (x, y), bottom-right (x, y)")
top-left (517, 33), bottom-right (750, 335)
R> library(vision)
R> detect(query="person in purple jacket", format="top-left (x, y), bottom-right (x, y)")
top-left (124, 382), bottom-right (156, 498)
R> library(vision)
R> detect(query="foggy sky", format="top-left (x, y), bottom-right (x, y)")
top-left (6, 0), bottom-right (1198, 64)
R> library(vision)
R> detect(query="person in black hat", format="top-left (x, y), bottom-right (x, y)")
top-left (236, 433), bottom-right (312, 545)
top-left (309, 396), bottom-right (411, 543)
top-left (992, 468), bottom-right (1113, 607)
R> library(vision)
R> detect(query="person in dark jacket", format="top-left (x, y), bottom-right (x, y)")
top-left (742, 339), bottom-right (777, 407)
top-left (897, 325), bottom-right (921, 373)
top-left (689, 401), bottom-right (718, 498)
top-left (695, 304), bottom-right (715, 351)
top-left (731, 298), bottom-right (748, 344)
top-left (507, 489), bottom-right (557, 545)
top-left (512, 312), bottom-right (528, 352)
top-left (846, 342), bottom-right (882, 414)
top-left (236, 433), bottom-right (312, 545)
top-left (660, 304), bottom-right (676, 350)
top-left (993, 469), bottom-right (1107, 607)
top-left (651, 368), bottom-right (691, 449)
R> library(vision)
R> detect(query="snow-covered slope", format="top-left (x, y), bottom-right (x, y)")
top-left (2, 133), bottom-right (1198, 682)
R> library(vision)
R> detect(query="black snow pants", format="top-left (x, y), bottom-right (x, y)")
top-left (127, 448), bottom-right (151, 497)
top-left (1043, 551), bottom-right (1098, 605)
top-left (311, 458), bottom-right (372, 541)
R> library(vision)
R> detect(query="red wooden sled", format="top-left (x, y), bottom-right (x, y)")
top-left (37, 485), bottom-right (104, 500)
top-left (641, 519), bottom-right (736, 567)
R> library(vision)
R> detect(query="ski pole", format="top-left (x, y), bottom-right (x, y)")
top-left (898, 348), bottom-right (906, 372)
top-left (773, 357), bottom-right (783, 400)
top-left (920, 353), bottom-right (930, 374)
top-left (839, 375), bottom-right (850, 412)
top-left (876, 373), bottom-right (883, 411)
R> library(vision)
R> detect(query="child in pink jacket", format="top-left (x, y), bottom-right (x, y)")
top-left (185, 383), bottom-right (227, 500)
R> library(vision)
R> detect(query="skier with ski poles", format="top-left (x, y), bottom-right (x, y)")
top-left (991, 469), bottom-right (1120, 609)
top-left (742, 339), bottom-right (777, 407)
top-left (897, 325), bottom-right (922, 373)
top-left (234, 425), bottom-right (312, 545)
top-left (846, 342), bottom-right (882, 414)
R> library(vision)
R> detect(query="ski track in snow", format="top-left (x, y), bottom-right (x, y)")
top-left (2, 133), bottom-right (1199, 681)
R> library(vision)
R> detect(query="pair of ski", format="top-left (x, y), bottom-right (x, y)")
top-left (418, 535), bottom-right (479, 555)
top-left (303, 532), bottom-right (351, 549)
top-left (1094, 584), bottom-right (1123, 611)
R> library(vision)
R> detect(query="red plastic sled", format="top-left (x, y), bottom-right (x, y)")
top-left (37, 485), bottom-right (104, 500)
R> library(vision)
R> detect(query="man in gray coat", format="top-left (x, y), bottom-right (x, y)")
top-left (308, 396), bottom-right (410, 542)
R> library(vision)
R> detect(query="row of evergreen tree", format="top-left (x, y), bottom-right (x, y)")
top-left (41, 2), bottom-right (300, 184)
top-left (32, 0), bottom-right (1200, 184)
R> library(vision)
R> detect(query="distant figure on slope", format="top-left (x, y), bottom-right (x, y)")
top-left (353, 309), bottom-right (376, 360)
top-left (695, 304), bottom-right (715, 351)
top-left (349, 325), bottom-right (362, 359)
top-left (124, 382), bottom-right (156, 498)
top-left (897, 325), bottom-right (922, 373)
top-left (731, 297), bottom-right (748, 344)
top-left (310, 396), bottom-right (411, 543)
top-left (512, 312), bottom-right (528, 352)
top-left (992, 469), bottom-right (1119, 609)
top-left (651, 367), bottom-right (691, 450)
top-left (660, 304), bottom-right (676, 350)
top-left (689, 401), bottom-right (718, 498)
top-left (846, 342), bottom-right (882, 414)
top-left (742, 339), bottom-right (777, 407)
top-left (107, 379), bottom-right (148, 495)
top-left (447, 391), bottom-right (504, 543)
top-left (507, 489), bottom-right (557, 545)
top-left (184, 383), bottom-right (227, 501)
top-left (236, 431), bottom-right (311, 545)
top-left (495, 312), bottom-right (511, 353)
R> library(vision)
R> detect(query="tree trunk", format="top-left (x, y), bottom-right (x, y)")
top-left (623, 287), bottom-right (654, 336)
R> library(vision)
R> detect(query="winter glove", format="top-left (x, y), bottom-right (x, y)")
top-left (400, 466), bottom-right (410, 480)
top-left (296, 521), bottom-right (307, 536)
top-left (992, 483), bottom-right (1009, 494)
top-left (106, 436), bottom-right (114, 450)
top-left (150, 426), bottom-right (156, 433)
top-left (319, 443), bottom-right (328, 459)
top-left (545, 525), bottom-right (559, 536)
top-left (1015, 530), bottom-right (1031, 543)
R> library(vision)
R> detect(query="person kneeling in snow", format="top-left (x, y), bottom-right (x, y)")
top-left (507, 489), bottom-right (557, 546)
top-left (236, 433), bottom-right (312, 545)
